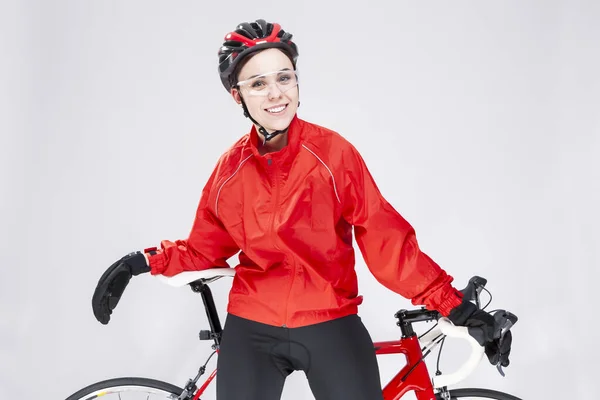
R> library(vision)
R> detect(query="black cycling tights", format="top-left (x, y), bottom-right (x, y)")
top-left (216, 313), bottom-right (384, 400)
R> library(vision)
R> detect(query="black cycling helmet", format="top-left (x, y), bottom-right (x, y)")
top-left (218, 19), bottom-right (299, 92)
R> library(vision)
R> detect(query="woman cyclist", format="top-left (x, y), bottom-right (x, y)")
top-left (91, 19), bottom-right (512, 400)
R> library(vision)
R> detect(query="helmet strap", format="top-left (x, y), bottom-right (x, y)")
top-left (239, 94), bottom-right (288, 143)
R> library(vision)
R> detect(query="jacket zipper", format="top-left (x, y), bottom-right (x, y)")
top-left (279, 165), bottom-right (297, 329)
top-left (267, 159), bottom-right (289, 327)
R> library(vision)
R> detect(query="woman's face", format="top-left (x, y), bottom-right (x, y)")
top-left (232, 48), bottom-right (299, 134)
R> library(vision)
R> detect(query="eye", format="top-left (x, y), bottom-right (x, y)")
top-left (250, 79), bottom-right (265, 89)
top-left (278, 74), bottom-right (295, 85)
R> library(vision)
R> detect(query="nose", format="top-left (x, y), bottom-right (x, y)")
top-left (267, 83), bottom-right (283, 100)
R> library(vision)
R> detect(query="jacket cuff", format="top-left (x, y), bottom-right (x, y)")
top-left (144, 247), bottom-right (166, 275)
top-left (437, 288), bottom-right (464, 317)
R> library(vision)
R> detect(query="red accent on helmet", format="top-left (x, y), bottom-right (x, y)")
top-left (225, 32), bottom-right (257, 48)
top-left (224, 24), bottom-right (282, 48)
top-left (265, 23), bottom-right (281, 42)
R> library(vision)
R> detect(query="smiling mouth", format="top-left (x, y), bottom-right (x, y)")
top-left (265, 104), bottom-right (288, 114)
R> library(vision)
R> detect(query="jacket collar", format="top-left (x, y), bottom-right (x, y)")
top-left (248, 114), bottom-right (303, 170)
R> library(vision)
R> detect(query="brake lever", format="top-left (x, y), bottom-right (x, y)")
top-left (494, 311), bottom-right (518, 377)
top-left (468, 276), bottom-right (487, 309)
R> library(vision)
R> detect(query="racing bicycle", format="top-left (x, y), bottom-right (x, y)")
top-left (66, 270), bottom-right (521, 399)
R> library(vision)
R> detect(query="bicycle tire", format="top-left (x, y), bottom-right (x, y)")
top-left (436, 387), bottom-right (522, 400)
top-left (65, 377), bottom-right (185, 400)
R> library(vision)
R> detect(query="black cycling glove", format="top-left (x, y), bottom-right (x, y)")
top-left (92, 251), bottom-right (150, 324)
top-left (448, 299), bottom-right (512, 367)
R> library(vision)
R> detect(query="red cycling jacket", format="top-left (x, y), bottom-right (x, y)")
top-left (146, 115), bottom-right (463, 328)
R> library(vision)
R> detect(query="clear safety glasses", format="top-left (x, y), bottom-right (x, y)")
top-left (236, 69), bottom-right (299, 97)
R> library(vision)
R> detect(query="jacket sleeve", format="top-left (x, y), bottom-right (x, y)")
top-left (145, 161), bottom-right (240, 277)
top-left (341, 144), bottom-right (463, 316)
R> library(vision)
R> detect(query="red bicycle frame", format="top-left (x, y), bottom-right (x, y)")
top-left (190, 334), bottom-right (436, 400)
top-left (376, 335), bottom-right (436, 400)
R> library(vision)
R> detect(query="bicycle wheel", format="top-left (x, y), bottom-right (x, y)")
top-left (435, 388), bottom-right (522, 400)
top-left (65, 377), bottom-right (186, 400)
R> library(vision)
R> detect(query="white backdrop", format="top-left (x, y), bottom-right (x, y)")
top-left (2, 1), bottom-right (598, 399)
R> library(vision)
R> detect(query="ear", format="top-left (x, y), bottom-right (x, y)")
top-left (231, 88), bottom-right (242, 104)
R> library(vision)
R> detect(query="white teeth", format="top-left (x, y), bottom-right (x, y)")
top-left (267, 105), bottom-right (286, 113)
